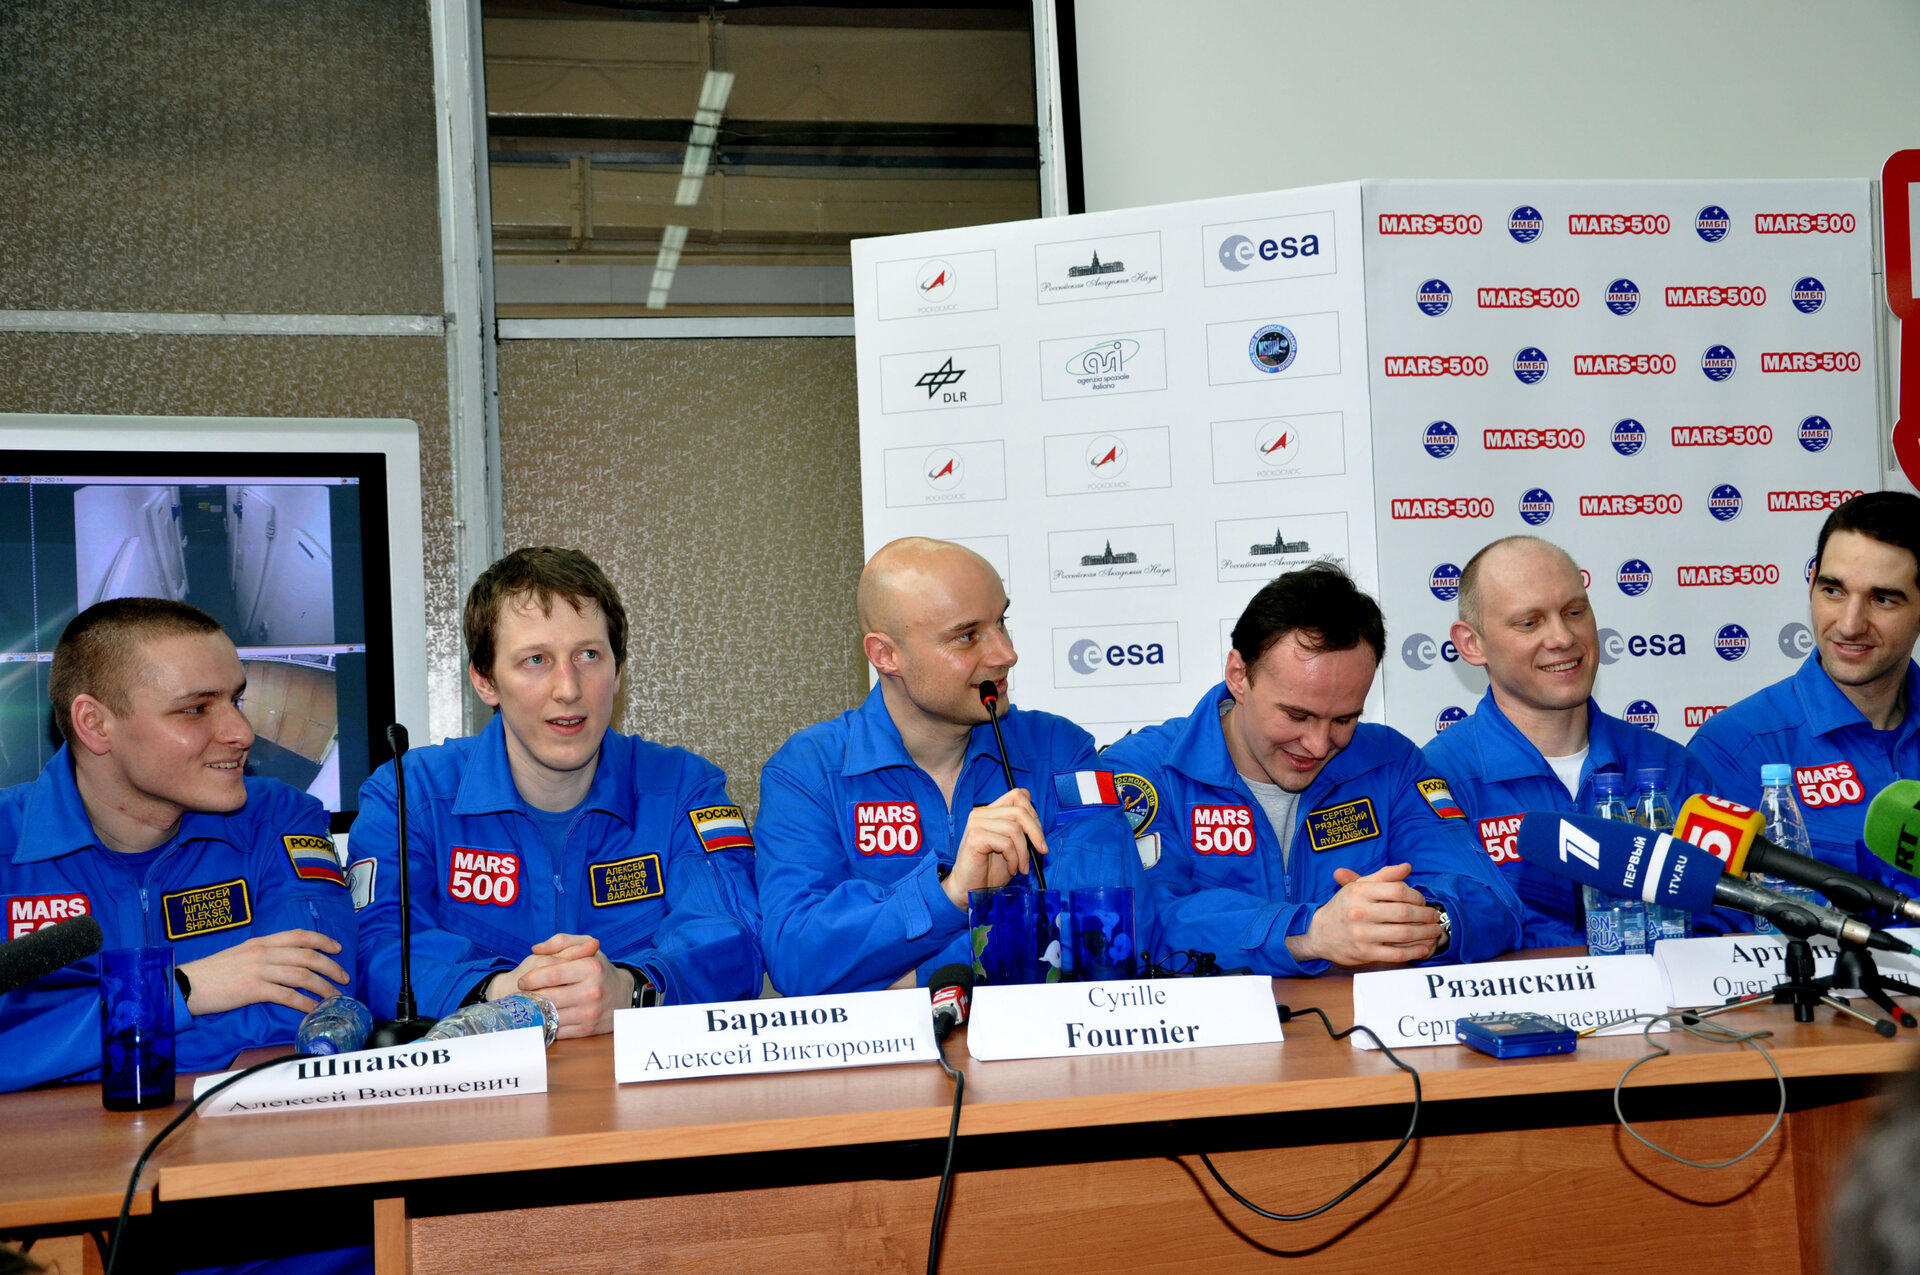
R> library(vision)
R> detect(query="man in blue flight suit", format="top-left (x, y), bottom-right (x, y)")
top-left (755, 537), bottom-right (1143, 995)
top-left (351, 548), bottom-right (761, 1035)
top-left (1693, 492), bottom-right (1920, 899)
top-left (1421, 536), bottom-right (1726, 947)
top-left (1103, 564), bottom-right (1522, 976)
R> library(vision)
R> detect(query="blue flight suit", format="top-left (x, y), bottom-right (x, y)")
top-left (0, 749), bottom-right (357, 1092)
top-left (1422, 691), bottom-right (1735, 948)
top-left (754, 685), bottom-right (1145, 996)
top-left (350, 714), bottom-right (763, 1019)
top-left (1691, 654), bottom-right (1920, 900)
top-left (1100, 683), bottom-right (1524, 977)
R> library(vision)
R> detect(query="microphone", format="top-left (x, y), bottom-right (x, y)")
top-left (1675, 793), bottom-right (1920, 926)
top-left (977, 679), bottom-right (1046, 892)
top-left (0, 914), bottom-right (104, 994)
top-left (1514, 812), bottom-right (1918, 955)
top-left (1864, 779), bottom-right (1920, 878)
top-left (369, 723), bottom-right (436, 1048)
top-left (929, 963), bottom-right (974, 1044)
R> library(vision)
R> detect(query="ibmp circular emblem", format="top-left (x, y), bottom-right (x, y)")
top-left (1616, 558), bottom-right (1653, 598)
top-left (1434, 706), bottom-right (1470, 733)
top-left (1416, 278), bottom-right (1453, 316)
top-left (1695, 204), bottom-right (1732, 242)
top-left (1512, 346), bottom-right (1549, 385)
top-left (1605, 277), bottom-right (1640, 316)
top-left (1429, 562), bottom-right (1463, 601)
top-left (1611, 419), bottom-right (1647, 456)
top-left (1715, 623), bottom-right (1751, 662)
top-left (1422, 420), bottom-right (1459, 459)
top-left (1624, 699), bottom-right (1660, 729)
top-left (1701, 344), bottom-right (1737, 382)
top-left (1508, 205), bottom-right (1545, 243)
top-left (1799, 414), bottom-right (1832, 453)
top-left (1248, 324), bottom-right (1298, 374)
top-left (1518, 487), bottom-right (1555, 526)
top-left (1707, 483), bottom-right (1743, 522)
top-left (1792, 276), bottom-right (1826, 314)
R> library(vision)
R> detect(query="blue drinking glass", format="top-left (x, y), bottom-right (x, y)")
top-left (969, 883), bottom-right (1065, 985)
top-left (99, 947), bottom-right (176, 1111)
top-left (1070, 887), bottom-right (1137, 981)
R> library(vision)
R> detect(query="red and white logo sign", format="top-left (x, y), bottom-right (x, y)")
top-left (1795, 762), bottom-right (1865, 809)
top-left (854, 802), bottom-right (924, 856)
top-left (1383, 355), bottom-right (1489, 378)
top-left (1477, 287), bottom-right (1578, 309)
top-left (1484, 429), bottom-right (1582, 450)
top-left (1677, 564), bottom-right (1780, 587)
top-left (449, 848), bottom-right (520, 906)
top-left (1671, 425), bottom-right (1772, 447)
top-left (8, 893), bottom-right (90, 940)
top-left (1478, 815), bottom-right (1522, 865)
top-left (1664, 286), bottom-right (1766, 307)
top-left (1685, 706), bottom-right (1727, 728)
top-left (1761, 351), bottom-right (1863, 373)
top-left (1190, 805), bottom-right (1254, 854)
top-left (1580, 493), bottom-right (1683, 516)
top-left (1389, 497), bottom-right (1495, 520)
top-left (1755, 212), bottom-right (1856, 234)
top-left (1378, 213), bottom-right (1482, 235)
top-left (1569, 213), bottom-right (1670, 235)
top-left (1573, 354), bottom-right (1677, 376)
top-left (1768, 490), bottom-right (1863, 512)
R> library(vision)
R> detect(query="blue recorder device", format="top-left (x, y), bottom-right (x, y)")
top-left (1456, 1012), bottom-right (1578, 1059)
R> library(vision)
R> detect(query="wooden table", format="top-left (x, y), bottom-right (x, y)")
top-left (4, 972), bottom-right (1914, 1274)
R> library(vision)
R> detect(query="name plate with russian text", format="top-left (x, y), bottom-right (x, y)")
top-left (193, 1027), bottom-right (548, 1115)
top-left (1655, 929), bottom-right (1920, 1008)
top-left (965, 975), bottom-right (1282, 1062)
top-left (1350, 956), bottom-right (1669, 1049)
top-left (614, 988), bottom-right (938, 1083)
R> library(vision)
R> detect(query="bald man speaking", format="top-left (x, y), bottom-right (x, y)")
top-left (754, 538), bottom-right (1144, 995)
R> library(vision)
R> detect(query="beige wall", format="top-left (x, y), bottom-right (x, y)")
top-left (495, 337), bottom-right (867, 817)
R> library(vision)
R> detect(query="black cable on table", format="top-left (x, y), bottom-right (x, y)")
top-left (925, 1039), bottom-right (966, 1275)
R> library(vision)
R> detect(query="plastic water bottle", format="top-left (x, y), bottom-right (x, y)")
top-left (1754, 763), bottom-right (1824, 934)
top-left (1583, 772), bottom-right (1647, 955)
top-left (421, 993), bottom-right (559, 1047)
top-left (1632, 767), bottom-right (1692, 947)
top-left (296, 994), bottom-right (373, 1056)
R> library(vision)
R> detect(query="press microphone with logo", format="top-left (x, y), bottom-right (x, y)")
top-left (1863, 779), bottom-right (1920, 881)
top-left (977, 679), bottom-right (1046, 891)
top-left (1513, 811), bottom-right (1918, 955)
top-left (369, 723), bottom-right (437, 1048)
top-left (929, 963), bottom-right (974, 1045)
top-left (0, 913), bottom-right (104, 995)
top-left (1674, 792), bottom-right (1920, 925)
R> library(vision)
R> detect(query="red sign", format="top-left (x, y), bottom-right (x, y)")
top-left (1884, 150), bottom-right (1920, 488)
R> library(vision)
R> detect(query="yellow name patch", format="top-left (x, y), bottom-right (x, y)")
top-left (162, 879), bottom-right (252, 941)
top-left (1305, 798), bottom-right (1380, 852)
top-left (591, 854), bottom-right (665, 907)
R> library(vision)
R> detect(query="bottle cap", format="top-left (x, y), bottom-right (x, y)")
top-left (1761, 763), bottom-right (1793, 785)
top-left (1634, 766), bottom-right (1666, 790)
top-left (1594, 771), bottom-right (1625, 794)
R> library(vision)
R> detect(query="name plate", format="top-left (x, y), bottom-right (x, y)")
top-left (1655, 929), bottom-right (1920, 1008)
top-left (964, 975), bottom-right (1282, 1062)
top-left (193, 1027), bottom-right (548, 1116)
top-left (614, 987), bottom-right (937, 1083)
top-left (1350, 956), bottom-right (1669, 1049)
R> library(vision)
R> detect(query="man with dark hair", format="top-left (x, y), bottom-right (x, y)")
top-left (1102, 564), bottom-right (1522, 975)
top-left (1692, 492), bottom-right (1920, 894)
top-left (1423, 536), bottom-right (1724, 947)
top-left (350, 547), bottom-right (761, 1036)
top-left (2, 598), bottom-right (356, 1090)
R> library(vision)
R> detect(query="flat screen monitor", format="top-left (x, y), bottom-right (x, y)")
top-left (0, 416), bottom-right (428, 832)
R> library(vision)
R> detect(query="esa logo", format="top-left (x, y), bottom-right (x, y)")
top-left (1597, 628), bottom-right (1687, 664)
top-left (1606, 278), bottom-right (1640, 316)
top-left (1701, 344), bottom-right (1737, 382)
top-left (1429, 562), bottom-right (1462, 601)
top-left (1779, 622), bottom-right (1814, 658)
top-left (1715, 623), bottom-right (1751, 661)
top-left (1611, 419), bottom-right (1647, 456)
top-left (1056, 623), bottom-right (1179, 688)
top-left (1434, 706), bottom-right (1469, 733)
top-left (1696, 205), bottom-right (1732, 242)
top-left (1624, 699), bottom-right (1661, 729)
top-left (1067, 639), bottom-right (1165, 672)
top-left (1512, 347), bottom-right (1549, 385)
top-left (1218, 231), bottom-right (1323, 270)
top-left (1616, 559), bottom-right (1653, 597)
top-left (1792, 276), bottom-right (1826, 314)
top-left (1799, 414), bottom-right (1832, 452)
top-left (1417, 278), bottom-right (1452, 316)
top-left (1508, 205), bottom-right (1545, 243)
top-left (1423, 420), bottom-right (1459, 458)
top-left (1518, 487), bottom-right (1554, 526)
top-left (1401, 632), bottom-right (1460, 669)
top-left (1707, 483), bottom-right (1743, 522)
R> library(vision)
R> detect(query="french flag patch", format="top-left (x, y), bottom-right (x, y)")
top-left (1054, 770), bottom-right (1121, 809)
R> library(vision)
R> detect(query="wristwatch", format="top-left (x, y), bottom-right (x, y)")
top-left (174, 967), bottom-right (193, 1004)
top-left (619, 963), bottom-right (659, 1008)
top-left (1431, 899), bottom-right (1453, 956)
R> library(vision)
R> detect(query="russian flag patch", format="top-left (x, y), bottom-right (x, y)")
top-left (1417, 778), bottom-right (1466, 820)
top-left (1054, 770), bottom-right (1121, 809)
top-left (282, 834), bottom-right (346, 886)
top-left (689, 804), bottom-right (754, 853)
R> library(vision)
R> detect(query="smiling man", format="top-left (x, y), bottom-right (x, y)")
top-left (1102, 564), bottom-right (1521, 976)
top-left (351, 548), bottom-right (761, 1037)
top-left (754, 537), bottom-right (1142, 995)
top-left (1692, 493), bottom-right (1920, 898)
top-left (1421, 536), bottom-right (1718, 947)
top-left (1, 598), bottom-right (356, 1092)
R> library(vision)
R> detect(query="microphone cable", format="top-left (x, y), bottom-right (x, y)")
top-left (1197, 1006), bottom-right (1421, 1221)
top-left (1605, 1011), bottom-right (1787, 1169)
top-left (926, 1035), bottom-right (966, 1275)
top-left (102, 1050), bottom-right (313, 1275)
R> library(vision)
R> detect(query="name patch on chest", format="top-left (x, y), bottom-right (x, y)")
top-left (162, 879), bottom-right (251, 941)
top-left (591, 854), bottom-right (664, 906)
top-left (1190, 804), bottom-right (1254, 855)
top-left (449, 848), bottom-right (521, 907)
top-left (1794, 762), bottom-right (1865, 809)
top-left (1306, 798), bottom-right (1380, 852)
top-left (854, 801), bottom-right (924, 856)
top-left (8, 892), bottom-right (91, 940)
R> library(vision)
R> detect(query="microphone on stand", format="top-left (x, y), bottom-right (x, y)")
top-left (977, 679), bottom-right (1045, 892)
top-left (369, 724), bottom-right (436, 1048)
top-left (1675, 792), bottom-right (1920, 924)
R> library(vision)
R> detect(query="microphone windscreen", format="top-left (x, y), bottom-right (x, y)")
top-left (1514, 811), bottom-right (1722, 911)
top-left (0, 914), bottom-right (105, 995)
top-left (929, 963), bottom-right (976, 996)
top-left (1672, 794), bottom-right (1764, 874)
top-left (976, 680), bottom-right (999, 706)
top-left (387, 723), bottom-right (410, 756)
top-left (1865, 780), bottom-right (1920, 875)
